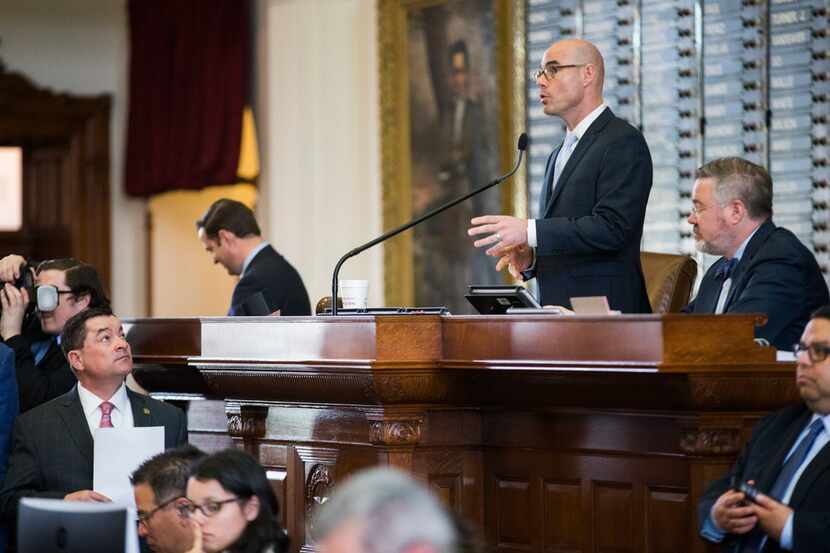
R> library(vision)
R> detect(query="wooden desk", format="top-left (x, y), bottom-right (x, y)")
top-left (126, 314), bottom-right (796, 553)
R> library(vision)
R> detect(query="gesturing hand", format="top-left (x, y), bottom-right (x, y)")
top-left (468, 216), bottom-right (529, 256)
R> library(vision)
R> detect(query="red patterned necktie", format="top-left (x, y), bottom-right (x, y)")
top-left (99, 401), bottom-right (114, 428)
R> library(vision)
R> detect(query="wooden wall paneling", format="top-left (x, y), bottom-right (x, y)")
top-left (542, 479), bottom-right (582, 553)
top-left (0, 63), bottom-right (111, 289)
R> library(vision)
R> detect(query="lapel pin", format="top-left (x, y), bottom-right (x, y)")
top-left (143, 407), bottom-right (150, 415)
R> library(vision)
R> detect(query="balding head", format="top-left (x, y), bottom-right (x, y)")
top-left (551, 39), bottom-right (605, 90)
top-left (536, 39), bottom-right (606, 128)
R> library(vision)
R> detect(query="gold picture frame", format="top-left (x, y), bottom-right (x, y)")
top-left (378, 0), bottom-right (527, 308)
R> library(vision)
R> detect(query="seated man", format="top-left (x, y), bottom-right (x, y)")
top-left (683, 158), bottom-right (828, 350)
top-left (196, 199), bottom-right (311, 316)
top-left (0, 307), bottom-right (187, 521)
top-left (132, 445), bottom-right (205, 553)
top-left (698, 306), bottom-right (830, 551)
top-left (0, 256), bottom-right (109, 412)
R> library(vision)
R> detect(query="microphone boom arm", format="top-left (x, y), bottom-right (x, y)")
top-left (331, 138), bottom-right (526, 315)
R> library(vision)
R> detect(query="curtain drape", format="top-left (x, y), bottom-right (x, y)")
top-left (125, 0), bottom-right (250, 197)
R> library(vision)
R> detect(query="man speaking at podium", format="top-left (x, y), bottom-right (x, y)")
top-left (468, 39), bottom-right (652, 313)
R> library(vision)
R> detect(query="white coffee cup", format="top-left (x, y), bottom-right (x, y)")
top-left (339, 280), bottom-right (369, 309)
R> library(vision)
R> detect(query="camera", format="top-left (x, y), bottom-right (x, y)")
top-left (0, 263), bottom-right (36, 314)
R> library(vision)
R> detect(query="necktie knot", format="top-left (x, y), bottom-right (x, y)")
top-left (99, 401), bottom-right (114, 428)
top-left (714, 257), bottom-right (738, 280)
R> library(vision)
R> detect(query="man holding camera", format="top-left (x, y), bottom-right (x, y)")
top-left (0, 255), bottom-right (108, 413)
top-left (698, 306), bottom-right (830, 552)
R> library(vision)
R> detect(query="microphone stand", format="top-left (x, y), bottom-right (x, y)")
top-left (330, 134), bottom-right (527, 315)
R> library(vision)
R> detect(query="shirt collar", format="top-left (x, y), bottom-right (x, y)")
top-left (77, 380), bottom-right (129, 418)
top-left (241, 241), bottom-right (269, 277)
top-left (732, 224), bottom-right (761, 261)
top-left (568, 102), bottom-right (608, 141)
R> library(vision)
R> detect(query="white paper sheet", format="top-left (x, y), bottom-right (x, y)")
top-left (93, 426), bottom-right (165, 507)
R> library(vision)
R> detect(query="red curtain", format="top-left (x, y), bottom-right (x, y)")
top-left (125, 0), bottom-right (250, 197)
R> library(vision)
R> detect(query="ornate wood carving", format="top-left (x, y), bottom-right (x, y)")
top-left (679, 427), bottom-right (742, 455)
top-left (225, 404), bottom-right (268, 440)
top-left (368, 418), bottom-right (423, 446)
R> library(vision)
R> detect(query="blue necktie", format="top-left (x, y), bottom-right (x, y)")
top-left (714, 257), bottom-right (738, 280)
top-left (741, 419), bottom-right (825, 552)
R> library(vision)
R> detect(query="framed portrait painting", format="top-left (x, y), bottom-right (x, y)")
top-left (378, 0), bottom-right (526, 313)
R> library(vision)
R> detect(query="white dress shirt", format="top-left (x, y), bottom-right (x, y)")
top-left (528, 102), bottom-right (609, 248)
top-left (714, 224), bottom-right (760, 314)
top-left (77, 381), bottom-right (134, 436)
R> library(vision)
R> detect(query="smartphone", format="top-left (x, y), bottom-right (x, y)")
top-left (733, 481), bottom-right (761, 503)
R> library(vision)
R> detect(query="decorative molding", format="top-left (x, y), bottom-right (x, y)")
top-left (679, 427), bottom-right (741, 455)
top-left (369, 418), bottom-right (423, 446)
top-left (225, 404), bottom-right (268, 439)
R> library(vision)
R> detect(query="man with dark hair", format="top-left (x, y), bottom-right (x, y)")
top-left (195, 199), bottom-right (311, 316)
top-left (0, 307), bottom-right (187, 523)
top-left (0, 254), bottom-right (109, 412)
top-left (682, 157), bottom-right (828, 350)
top-left (698, 305), bottom-right (830, 551)
top-left (132, 445), bottom-right (205, 553)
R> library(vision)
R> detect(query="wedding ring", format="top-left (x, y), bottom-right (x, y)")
top-left (495, 233), bottom-right (501, 241)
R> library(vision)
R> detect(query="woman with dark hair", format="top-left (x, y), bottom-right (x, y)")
top-left (184, 449), bottom-right (289, 553)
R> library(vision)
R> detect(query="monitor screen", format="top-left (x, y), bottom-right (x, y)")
top-left (18, 498), bottom-right (132, 553)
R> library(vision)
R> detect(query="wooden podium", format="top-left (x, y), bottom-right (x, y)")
top-left (126, 314), bottom-right (796, 553)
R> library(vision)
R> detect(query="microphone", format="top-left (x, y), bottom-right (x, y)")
top-left (330, 132), bottom-right (528, 315)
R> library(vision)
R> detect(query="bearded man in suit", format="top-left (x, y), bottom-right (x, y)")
top-left (682, 157), bottom-right (828, 350)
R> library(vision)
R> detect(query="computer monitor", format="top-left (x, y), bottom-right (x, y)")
top-left (18, 498), bottom-right (136, 553)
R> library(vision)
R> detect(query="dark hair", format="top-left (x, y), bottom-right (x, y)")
top-left (195, 199), bottom-right (261, 240)
top-left (189, 449), bottom-right (288, 553)
top-left (811, 305), bottom-right (830, 321)
top-left (131, 445), bottom-right (206, 503)
top-left (694, 157), bottom-right (773, 220)
top-left (36, 258), bottom-right (109, 308)
top-left (60, 306), bottom-right (114, 357)
top-left (448, 39), bottom-right (469, 67)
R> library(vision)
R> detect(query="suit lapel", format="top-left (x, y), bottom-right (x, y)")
top-left (756, 409), bottom-right (812, 492)
top-left (540, 146), bottom-right (560, 216)
top-left (544, 108), bottom-right (613, 217)
top-left (789, 439), bottom-right (830, 508)
top-left (57, 387), bottom-right (94, 465)
top-left (128, 389), bottom-right (154, 428)
top-left (724, 220), bottom-right (775, 310)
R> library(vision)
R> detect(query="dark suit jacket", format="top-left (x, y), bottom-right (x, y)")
top-left (2, 320), bottom-right (75, 413)
top-left (698, 404), bottom-right (830, 553)
top-left (230, 245), bottom-right (311, 316)
top-left (0, 385), bottom-right (187, 520)
top-left (683, 219), bottom-right (829, 350)
top-left (528, 107), bottom-right (652, 313)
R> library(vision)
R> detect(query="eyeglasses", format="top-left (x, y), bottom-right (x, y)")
top-left (794, 342), bottom-right (830, 364)
top-left (137, 495), bottom-right (183, 527)
top-left (180, 497), bottom-right (241, 518)
top-left (533, 63), bottom-right (586, 81)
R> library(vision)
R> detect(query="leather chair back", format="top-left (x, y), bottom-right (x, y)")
top-left (640, 252), bottom-right (697, 313)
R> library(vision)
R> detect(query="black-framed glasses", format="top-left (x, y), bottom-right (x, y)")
top-left (794, 342), bottom-right (830, 364)
top-left (180, 497), bottom-right (241, 518)
top-left (533, 63), bottom-right (586, 81)
top-left (137, 495), bottom-right (183, 527)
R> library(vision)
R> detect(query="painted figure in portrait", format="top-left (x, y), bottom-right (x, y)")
top-left (408, 0), bottom-right (501, 313)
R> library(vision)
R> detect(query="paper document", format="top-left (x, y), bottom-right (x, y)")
top-left (93, 426), bottom-right (165, 507)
